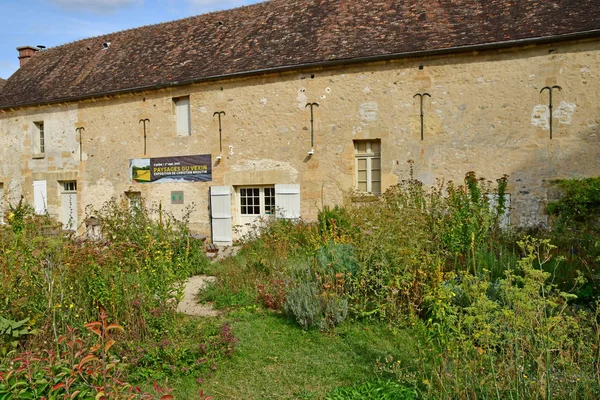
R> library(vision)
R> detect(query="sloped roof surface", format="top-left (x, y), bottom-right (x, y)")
top-left (0, 78), bottom-right (6, 92)
top-left (1, 0), bottom-right (599, 108)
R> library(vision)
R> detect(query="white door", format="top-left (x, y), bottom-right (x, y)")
top-left (33, 180), bottom-right (47, 215)
top-left (211, 186), bottom-right (233, 245)
top-left (61, 182), bottom-right (77, 230)
top-left (275, 184), bottom-right (300, 219)
top-left (236, 186), bottom-right (275, 239)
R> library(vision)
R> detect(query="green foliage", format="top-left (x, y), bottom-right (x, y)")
top-left (0, 310), bottom-right (174, 400)
top-left (326, 379), bottom-right (417, 400)
top-left (315, 242), bottom-right (358, 275)
top-left (547, 177), bottom-right (600, 230)
top-left (0, 198), bottom-right (209, 344)
top-left (0, 317), bottom-right (34, 354)
top-left (408, 237), bottom-right (599, 399)
top-left (6, 196), bottom-right (35, 234)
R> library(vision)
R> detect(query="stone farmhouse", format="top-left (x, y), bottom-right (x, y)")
top-left (0, 0), bottom-right (599, 244)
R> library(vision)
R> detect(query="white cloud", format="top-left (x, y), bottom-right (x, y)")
top-left (46, 0), bottom-right (143, 14)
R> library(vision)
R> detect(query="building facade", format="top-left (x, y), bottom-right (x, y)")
top-left (0, 0), bottom-right (599, 243)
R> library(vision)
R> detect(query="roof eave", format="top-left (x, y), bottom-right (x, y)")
top-left (1, 29), bottom-right (599, 112)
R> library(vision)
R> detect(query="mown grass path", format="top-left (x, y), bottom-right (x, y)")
top-left (169, 310), bottom-right (417, 399)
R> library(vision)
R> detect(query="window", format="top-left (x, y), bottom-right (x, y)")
top-left (239, 187), bottom-right (276, 216)
top-left (125, 191), bottom-right (142, 213)
top-left (60, 181), bottom-right (77, 230)
top-left (33, 121), bottom-right (45, 156)
top-left (354, 140), bottom-right (381, 194)
top-left (174, 96), bottom-right (191, 136)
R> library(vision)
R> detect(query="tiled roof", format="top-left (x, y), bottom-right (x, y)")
top-left (0, 78), bottom-right (6, 91)
top-left (1, 0), bottom-right (599, 109)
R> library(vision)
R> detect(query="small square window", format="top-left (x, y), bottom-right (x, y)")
top-left (174, 96), bottom-right (191, 136)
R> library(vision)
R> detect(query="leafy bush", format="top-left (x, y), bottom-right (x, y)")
top-left (0, 317), bottom-right (34, 355)
top-left (547, 177), bottom-right (600, 230)
top-left (0, 310), bottom-right (174, 400)
top-left (407, 237), bottom-right (600, 399)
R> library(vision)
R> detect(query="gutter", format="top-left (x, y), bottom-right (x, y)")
top-left (1, 29), bottom-right (599, 111)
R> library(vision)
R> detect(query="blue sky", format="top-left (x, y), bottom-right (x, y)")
top-left (0, 0), bottom-right (264, 79)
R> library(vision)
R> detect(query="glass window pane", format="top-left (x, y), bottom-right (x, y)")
top-left (372, 181), bottom-right (381, 194)
top-left (253, 188), bottom-right (259, 196)
top-left (372, 157), bottom-right (381, 170)
top-left (254, 206), bottom-right (260, 214)
top-left (241, 206), bottom-right (247, 214)
top-left (370, 141), bottom-right (381, 153)
top-left (372, 168), bottom-right (381, 181)
top-left (358, 158), bottom-right (367, 169)
top-left (355, 141), bottom-right (367, 153)
top-left (358, 170), bottom-right (367, 181)
top-left (358, 182), bottom-right (367, 191)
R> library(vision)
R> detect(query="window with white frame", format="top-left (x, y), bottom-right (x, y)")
top-left (354, 140), bottom-right (381, 194)
top-left (33, 121), bottom-right (45, 156)
top-left (174, 96), bottom-right (191, 136)
top-left (239, 187), bottom-right (276, 216)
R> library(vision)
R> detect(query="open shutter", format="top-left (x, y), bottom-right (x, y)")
top-left (210, 186), bottom-right (232, 245)
top-left (33, 180), bottom-right (47, 215)
top-left (275, 184), bottom-right (300, 219)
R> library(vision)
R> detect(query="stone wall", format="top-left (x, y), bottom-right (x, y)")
top-left (0, 38), bottom-right (598, 236)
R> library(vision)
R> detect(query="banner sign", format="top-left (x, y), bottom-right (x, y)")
top-left (130, 154), bottom-right (212, 183)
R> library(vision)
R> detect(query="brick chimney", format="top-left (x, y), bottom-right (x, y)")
top-left (17, 46), bottom-right (39, 67)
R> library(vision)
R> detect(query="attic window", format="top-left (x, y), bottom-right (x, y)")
top-left (102, 42), bottom-right (111, 50)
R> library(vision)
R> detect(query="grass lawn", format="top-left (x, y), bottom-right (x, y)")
top-left (167, 309), bottom-right (418, 399)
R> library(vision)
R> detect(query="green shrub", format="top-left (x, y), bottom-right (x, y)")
top-left (410, 237), bottom-right (599, 399)
top-left (315, 242), bottom-right (358, 275)
top-left (547, 177), bottom-right (600, 230)
top-left (284, 281), bottom-right (322, 330)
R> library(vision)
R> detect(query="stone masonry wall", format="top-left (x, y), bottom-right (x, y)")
top-left (0, 38), bottom-right (598, 237)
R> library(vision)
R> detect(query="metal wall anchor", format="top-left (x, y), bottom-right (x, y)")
top-left (540, 86), bottom-right (561, 139)
top-left (139, 118), bottom-right (150, 155)
top-left (305, 102), bottom-right (319, 150)
top-left (413, 93), bottom-right (431, 141)
top-left (213, 111), bottom-right (226, 157)
top-left (75, 127), bottom-right (85, 161)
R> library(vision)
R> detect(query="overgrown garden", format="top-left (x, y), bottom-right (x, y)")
top-left (1, 170), bottom-right (600, 399)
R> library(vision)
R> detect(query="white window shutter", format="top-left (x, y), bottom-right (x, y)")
top-left (33, 180), bottom-right (47, 215)
top-left (275, 184), bottom-right (300, 219)
top-left (175, 97), bottom-right (190, 136)
top-left (210, 186), bottom-right (232, 245)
